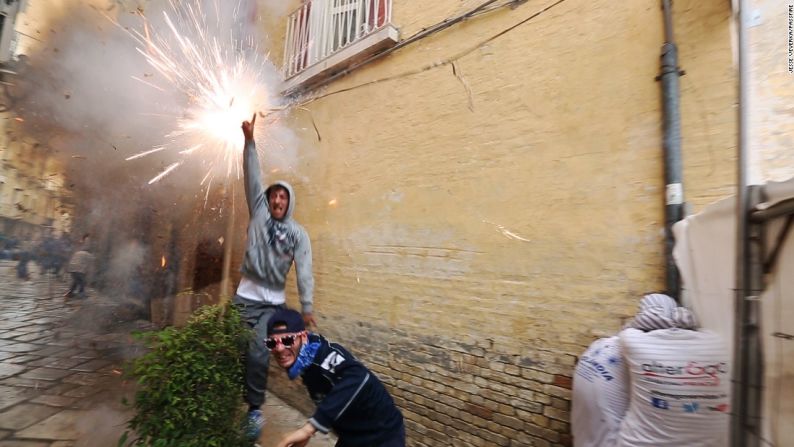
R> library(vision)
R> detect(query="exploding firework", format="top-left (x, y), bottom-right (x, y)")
top-left (110, 0), bottom-right (280, 187)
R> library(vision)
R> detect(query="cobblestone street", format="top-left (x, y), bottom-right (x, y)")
top-left (0, 260), bottom-right (335, 447)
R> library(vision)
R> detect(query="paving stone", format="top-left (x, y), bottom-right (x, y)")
top-left (24, 319), bottom-right (56, 325)
top-left (0, 365), bottom-right (26, 380)
top-left (3, 356), bottom-right (42, 365)
top-left (0, 430), bottom-right (8, 440)
top-left (12, 333), bottom-right (49, 343)
top-left (19, 368), bottom-right (73, 382)
top-left (69, 391), bottom-right (116, 410)
top-left (0, 386), bottom-right (35, 412)
top-left (0, 353), bottom-right (18, 361)
top-left (42, 384), bottom-right (79, 396)
top-left (0, 344), bottom-right (40, 354)
top-left (0, 440), bottom-right (51, 447)
top-left (1, 377), bottom-right (56, 390)
top-left (30, 395), bottom-right (77, 408)
top-left (71, 351), bottom-right (98, 360)
top-left (26, 358), bottom-right (84, 370)
top-left (50, 442), bottom-right (75, 447)
top-left (0, 332), bottom-right (27, 340)
top-left (23, 326), bottom-right (45, 334)
top-left (24, 407), bottom-right (130, 445)
top-left (29, 347), bottom-right (68, 357)
top-left (0, 404), bottom-right (60, 430)
top-left (44, 339), bottom-right (75, 347)
top-left (9, 326), bottom-right (45, 334)
top-left (96, 365), bottom-right (123, 375)
top-left (62, 386), bottom-right (100, 399)
top-left (0, 322), bottom-right (31, 331)
top-left (17, 359), bottom-right (46, 368)
top-left (47, 349), bottom-right (81, 359)
top-left (70, 360), bottom-right (110, 373)
top-left (61, 373), bottom-right (100, 387)
top-left (14, 409), bottom-right (90, 440)
top-left (259, 392), bottom-right (337, 447)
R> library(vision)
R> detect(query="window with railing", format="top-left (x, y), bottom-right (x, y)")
top-left (282, 0), bottom-right (398, 91)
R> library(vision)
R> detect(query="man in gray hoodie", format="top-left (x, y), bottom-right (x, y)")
top-left (235, 114), bottom-right (315, 440)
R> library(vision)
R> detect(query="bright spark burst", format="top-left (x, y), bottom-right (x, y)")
top-left (112, 0), bottom-right (277, 186)
top-left (126, 146), bottom-right (165, 161)
top-left (148, 162), bottom-right (182, 185)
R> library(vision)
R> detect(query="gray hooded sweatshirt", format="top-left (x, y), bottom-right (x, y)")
top-left (240, 139), bottom-right (314, 313)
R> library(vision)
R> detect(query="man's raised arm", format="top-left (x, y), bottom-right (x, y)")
top-left (241, 114), bottom-right (268, 217)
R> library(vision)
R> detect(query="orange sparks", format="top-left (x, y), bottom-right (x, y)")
top-left (14, 117), bottom-right (23, 122)
top-left (328, 199), bottom-right (338, 206)
top-left (161, 255), bottom-right (166, 268)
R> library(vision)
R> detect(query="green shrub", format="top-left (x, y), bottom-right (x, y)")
top-left (120, 304), bottom-right (251, 447)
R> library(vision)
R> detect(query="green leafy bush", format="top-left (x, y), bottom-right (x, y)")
top-left (120, 304), bottom-right (251, 447)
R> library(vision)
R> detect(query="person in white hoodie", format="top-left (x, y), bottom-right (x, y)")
top-left (618, 294), bottom-right (730, 447)
top-left (572, 335), bottom-right (629, 447)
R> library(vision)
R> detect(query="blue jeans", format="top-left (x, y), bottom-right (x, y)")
top-left (233, 295), bottom-right (284, 408)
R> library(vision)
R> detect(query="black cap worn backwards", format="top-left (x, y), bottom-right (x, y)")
top-left (267, 309), bottom-right (305, 336)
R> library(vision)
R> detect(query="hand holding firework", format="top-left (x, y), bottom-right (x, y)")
top-left (241, 113), bottom-right (256, 142)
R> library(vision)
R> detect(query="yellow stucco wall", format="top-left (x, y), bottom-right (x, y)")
top-left (257, 0), bottom-right (737, 443)
top-left (749, 0), bottom-right (794, 183)
top-left (268, 0), bottom-right (735, 349)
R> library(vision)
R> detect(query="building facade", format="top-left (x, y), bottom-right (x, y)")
top-left (0, 0), bottom-right (72, 242)
top-left (243, 0), bottom-right (740, 445)
top-left (0, 132), bottom-right (72, 239)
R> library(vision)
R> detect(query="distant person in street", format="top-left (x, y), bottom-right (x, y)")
top-left (64, 233), bottom-right (94, 299)
top-left (235, 114), bottom-right (316, 440)
top-left (267, 309), bottom-right (405, 447)
top-left (37, 231), bottom-right (58, 275)
top-left (15, 239), bottom-right (34, 280)
top-left (53, 233), bottom-right (72, 278)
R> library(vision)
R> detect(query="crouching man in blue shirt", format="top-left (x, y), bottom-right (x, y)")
top-left (267, 309), bottom-right (405, 447)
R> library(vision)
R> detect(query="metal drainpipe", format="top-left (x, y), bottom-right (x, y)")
top-left (659, 0), bottom-right (684, 300)
top-left (732, 0), bottom-right (763, 445)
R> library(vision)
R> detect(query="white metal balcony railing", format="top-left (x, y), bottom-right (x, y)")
top-left (283, 0), bottom-right (393, 79)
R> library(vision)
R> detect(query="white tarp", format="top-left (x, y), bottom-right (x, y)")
top-left (673, 177), bottom-right (794, 445)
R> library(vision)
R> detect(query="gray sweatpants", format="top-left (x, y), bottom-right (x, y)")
top-left (233, 295), bottom-right (285, 408)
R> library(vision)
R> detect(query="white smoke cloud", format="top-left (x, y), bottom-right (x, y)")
top-left (105, 239), bottom-right (147, 293)
top-left (14, 0), bottom-right (301, 190)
